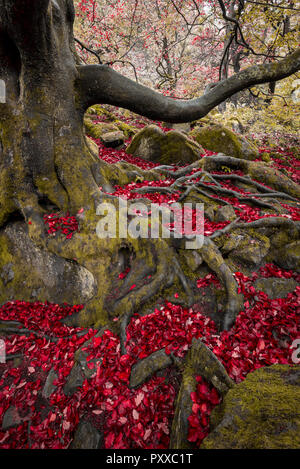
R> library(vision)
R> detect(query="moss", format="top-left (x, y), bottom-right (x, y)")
top-left (227, 228), bottom-right (270, 269)
top-left (88, 105), bottom-right (116, 121)
top-left (115, 121), bottom-right (138, 138)
top-left (261, 152), bottom-right (271, 163)
top-left (0, 224), bottom-right (96, 307)
top-left (189, 124), bottom-right (259, 161)
top-left (247, 161), bottom-right (300, 199)
top-left (201, 364), bottom-right (300, 449)
top-left (84, 118), bottom-right (119, 139)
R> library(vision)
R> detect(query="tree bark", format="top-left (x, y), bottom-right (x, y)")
top-left (77, 48), bottom-right (300, 123)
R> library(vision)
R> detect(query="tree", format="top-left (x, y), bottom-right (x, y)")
top-left (1, 0), bottom-right (300, 449)
top-left (0, 0), bottom-right (300, 330)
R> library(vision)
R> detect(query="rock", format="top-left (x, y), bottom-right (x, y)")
top-left (100, 130), bottom-right (125, 148)
top-left (228, 231), bottom-right (270, 268)
top-left (189, 124), bottom-right (259, 161)
top-left (126, 125), bottom-right (204, 164)
top-left (181, 250), bottom-right (203, 272)
top-left (2, 406), bottom-right (22, 430)
top-left (215, 205), bottom-right (237, 222)
top-left (254, 277), bottom-right (298, 299)
top-left (0, 222), bottom-right (97, 305)
top-left (221, 233), bottom-right (244, 254)
top-left (204, 206), bottom-right (215, 222)
top-left (63, 363), bottom-right (85, 396)
top-left (273, 240), bottom-right (300, 271)
top-left (42, 368), bottom-right (58, 399)
top-left (201, 364), bottom-right (300, 449)
top-left (84, 118), bottom-right (119, 139)
top-left (291, 79), bottom-right (300, 104)
top-left (70, 420), bottom-right (103, 449)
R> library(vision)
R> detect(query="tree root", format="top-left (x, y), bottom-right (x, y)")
top-left (198, 238), bottom-right (244, 330)
top-left (129, 349), bottom-right (180, 389)
top-left (169, 338), bottom-right (234, 449)
top-left (211, 174), bottom-right (300, 203)
top-left (193, 181), bottom-right (280, 211)
top-left (211, 216), bottom-right (300, 240)
top-left (200, 154), bottom-right (300, 199)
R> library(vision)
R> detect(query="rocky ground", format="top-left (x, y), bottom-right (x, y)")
top-left (0, 107), bottom-right (299, 449)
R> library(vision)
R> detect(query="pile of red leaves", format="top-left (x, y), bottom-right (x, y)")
top-left (0, 263), bottom-right (299, 449)
top-left (43, 213), bottom-right (79, 239)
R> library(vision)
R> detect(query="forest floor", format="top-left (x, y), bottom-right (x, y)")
top-left (0, 110), bottom-right (299, 449)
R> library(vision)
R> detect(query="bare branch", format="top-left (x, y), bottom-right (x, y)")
top-left (77, 47), bottom-right (300, 121)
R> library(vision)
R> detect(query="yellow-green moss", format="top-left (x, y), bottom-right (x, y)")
top-left (189, 124), bottom-right (259, 161)
top-left (201, 364), bottom-right (300, 449)
top-left (127, 125), bottom-right (203, 165)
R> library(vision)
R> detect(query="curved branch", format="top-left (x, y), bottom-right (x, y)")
top-left (76, 48), bottom-right (300, 121)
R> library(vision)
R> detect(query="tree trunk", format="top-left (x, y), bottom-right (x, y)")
top-left (0, 0), bottom-right (107, 235)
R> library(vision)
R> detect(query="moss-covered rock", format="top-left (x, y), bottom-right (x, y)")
top-left (84, 118), bottom-right (119, 139)
top-left (126, 125), bottom-right (204, 164)
top-left (189, 124), bottom-right (259, 161)
top-left (0, 222), bottom-right (97, 305)
top-left (227, 230), bottom-right (270, 269)
top-left (254, 277), bottom-right (298, 299)
top-left (201, 364), bottom-right (300, 449)
top-left (215, 205), bottom-right (237, 222)
top-left (273, 240), bottom-right (300, 271)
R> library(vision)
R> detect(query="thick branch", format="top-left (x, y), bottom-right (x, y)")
top-left (77, 48), bottom-right (300, 122)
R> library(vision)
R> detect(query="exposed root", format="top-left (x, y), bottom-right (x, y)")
top-left (198, 238), bottom-right (244, 330)
top-left (211, 174), bottom-right (300, 203)
top-left (169, 363), bottom-right (196, 449)
top-left (0, 320), bottom-right (90, 343)
top-left (169, 338), bottom-right (234, 449)
top-left (211, 216), bottom-right (300, 240)
top-left (193, 181), bottom-right (280, 211)
top-left (201, 154), bottom-right (300, 199)
top-left (129, 349), bottom-right (178, 389)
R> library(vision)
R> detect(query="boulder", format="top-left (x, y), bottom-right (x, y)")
top-left (189, 124), bottom-right (259, 161)
top-left (215, 205), bottom-right (237, 222)
top-left (201, 364), bottom-right (300, 449)
top-left (0, 222), bottom-right (97, 305)
top-left (70, 420), bottom-right (103, 449)
top-left (227, 231), bottom-right (270, 268)
top-left (126, 125), bottom-right (204, 164)
top-left (273, 240), bottom-right (300, 272)
top-left (100, 130), bottom-right (125, 149)
top-left (254, 277), bottom-right (298, 299)
top-left (42, 368), bottom-right (58, 399)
